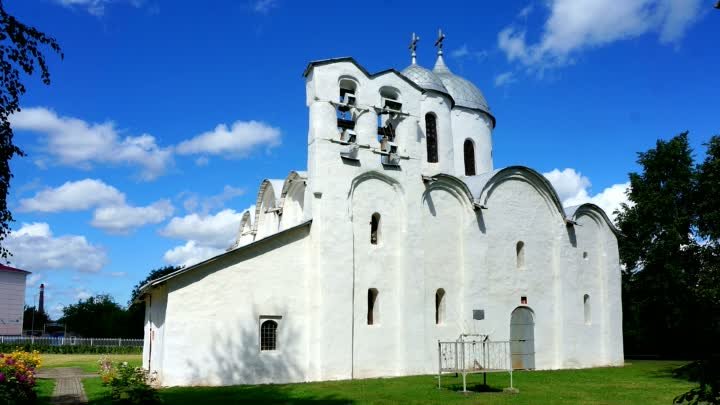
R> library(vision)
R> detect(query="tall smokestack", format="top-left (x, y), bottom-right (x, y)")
top-left (39, 284), bottom-right (45, 315)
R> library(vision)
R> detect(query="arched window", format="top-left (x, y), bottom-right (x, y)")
top-left (425, 113), bottom-right (438, 163)
top-left (367, 288), bottom-right (379, 325)
top-left (260, 320), bottom-right (278, 351)
top-left (337, 78), bottom-right (358, 138)
top-left (516, 241), bottom-right (525, 269)
top-left (370, 213), bottom-right (381, 245)
top-left (583, 294), bottom-right (591, 325)
top-left (464, 139), bottom-right (476, 176)
top-left (435, 288), bottom-right (446, 325)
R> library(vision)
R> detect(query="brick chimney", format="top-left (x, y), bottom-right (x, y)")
top-left (39, 283), bottom-right (45, 315)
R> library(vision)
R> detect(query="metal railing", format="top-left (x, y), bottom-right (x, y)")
top-left (438, 335), bottom-right (513, 392)
top-left (0, 336), bottom-right (143, 347)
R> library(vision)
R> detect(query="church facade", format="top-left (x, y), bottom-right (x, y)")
top-left (139, 37), bottom-right (624, 386)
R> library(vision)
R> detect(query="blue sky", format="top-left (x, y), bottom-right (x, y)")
top-left (4, 0), bottom-right (718, 318)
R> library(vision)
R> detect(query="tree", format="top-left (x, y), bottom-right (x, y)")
top-left (126, 265), bottom-right (182, 338)
top-left (22, 305), bottom-right (49, 333)
top-left (616, 132), bottom-right (701, 356)
top-left (59, 294), bottom-right (131, 338)
top-left (129, 265), bottom-right (181, 304)
top-left (0, 1), bottom-right (62, 258)
top-left (615, 132), bottom-right (720, 403)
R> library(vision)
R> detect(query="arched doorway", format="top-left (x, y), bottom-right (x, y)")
top-left (510, 307), bottom-right (535, 369)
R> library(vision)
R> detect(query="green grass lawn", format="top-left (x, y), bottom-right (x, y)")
top-left (31, 353), bottom-right (142, 402)
top-left (40, 353), bottom-right (142, 372)
top-left (34, 378), bottom-right (55, 405)
top-left (77, 360), bottom-right (695, 405)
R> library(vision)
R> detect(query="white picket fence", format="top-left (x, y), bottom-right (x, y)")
top-left (0, 336), bottom-right (143, 347)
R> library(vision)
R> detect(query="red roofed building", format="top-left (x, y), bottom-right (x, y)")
top-left (0, 264), bottom-right (30, 336)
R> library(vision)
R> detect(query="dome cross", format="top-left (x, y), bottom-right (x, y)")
top-left (409, 32), bottom-right (420, 65)
top-left (434, 29), bottom-right (446, 56)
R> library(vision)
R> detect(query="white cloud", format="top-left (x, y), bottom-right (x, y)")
top-left (181, 185), bottom-right (245, 215)
top-left (450, 45), bottom-right (469, 58)
top-left (54, 0), bottom-right (143, 16)
top-left (18, 179), bottom-right (125, 213)
top-left (494, 71), bottom-right (516, 87)
top-left (163, 241), bottom-right (225, 268)
top-left (543, 168), bottom-right (631, 221)
top-left (26, 274), bottom-right (42, 288)
top-left (161, 205), bottom-right (254, 267)
top-left (518, 4), bottom-right (534, 18)
top-left (74, 288), bottom-right (92, 301)
top-left (498, 0), bottom-right (703, 69)
top-left (4, 222), bottom-right (107, 273)
top-left (91, 199), bottom-right (174, 234)
top-left (253, 0), bottom-right (278, 13)
top-left (160, 209), bottom-right (243, 249)
top-left (176, 121), bottom-right (281, 157)
top-left (18, 178), bottom-right (175, 234)
top-left (544, 168), bottom-right (592, 202)
top-left (11, 107), bottom-right (173, 180)
top-left (449, 44), bottom-right (488, 61)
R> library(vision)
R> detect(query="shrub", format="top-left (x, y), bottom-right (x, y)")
top-left (0, 350), bottom-right (41, 405)
top-left (99, 359), bottom-right (161, 405)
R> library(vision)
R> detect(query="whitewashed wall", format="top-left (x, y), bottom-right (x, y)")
top-left (153, 226), bottom-right (310, 386)
top-left (0, 271), bottom-right (27, 336)
top-left (145, 58), bottom-right (623, 386)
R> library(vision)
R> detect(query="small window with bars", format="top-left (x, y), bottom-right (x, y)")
top-left (260, 319), bottom-right (278, 351)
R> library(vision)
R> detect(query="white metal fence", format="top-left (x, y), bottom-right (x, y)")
top-left (438, 334), bottom-right (513, 392)
top-left (0, 336), bottom-right (143, 347)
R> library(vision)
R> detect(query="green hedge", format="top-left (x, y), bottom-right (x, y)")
top-left (0, 343), bottom-right (141, 354)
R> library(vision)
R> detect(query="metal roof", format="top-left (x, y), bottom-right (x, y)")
top-left (0, 264), bottom-right (30, 274)
top-left (136, 220), bottom-right (313, 299)
top-left (303, 57), bottom-right (425, 93)
top-left (433, 56), bottom-right (496, 127)
top-left (401, 64), bottom-right (450, 96)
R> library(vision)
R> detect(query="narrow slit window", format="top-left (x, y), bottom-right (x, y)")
top-left (584, 294), bottom-right (591, 325)
top-left (464, 139), bottom-right (476, 176)
top-left (260, 320), bottom-right (278, 351)
top-left (435, 288), bottom-right (446, 325)
top-left (425, 113), bottom-right (438, 163)
top-left (367, 288), bottom-right (379, 325)
top-left (516, 241), bottom-right (525, 269)
top-left (370, 213), bottom-right (380, 245)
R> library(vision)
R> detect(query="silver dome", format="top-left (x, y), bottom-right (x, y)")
top-left (433, 56), bottom-right (494, 122)
top-left (401, 63), bottom-right (449, 96)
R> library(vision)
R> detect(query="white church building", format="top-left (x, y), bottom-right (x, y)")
top-left (139, 34), bottom-right (624, 386)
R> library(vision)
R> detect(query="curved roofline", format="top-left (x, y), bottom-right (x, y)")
top-left (478, 165), bottom-right (566, 221)
top-left (565, 203), bottom-right (620, 235)
top-left (280, 170), bottom-right (308, 198)
top-left (347, 170), bottom-right (406, 221)
top-left (428, 174), bottom-right (476, 207)
top-left (303, 57), bottom-right (425, 93)
top-left (253, 179), bottom-right (280, 233)
top-left (305, 57), bottom-right (496, 128)
top-left (454, 105), bottom-right (497, 129)
top-left (401, 64), bottom-right (454, 103)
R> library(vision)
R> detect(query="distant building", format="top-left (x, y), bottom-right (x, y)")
top-left (139, 35), bottom-right (623, 386)
top-left (0, 264), bottom-right (30, 336)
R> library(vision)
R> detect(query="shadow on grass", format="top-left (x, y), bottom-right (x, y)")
top-left (160, 385), bottom-right (354, 405)
top-left (443, 382), bottom-right (503, 393)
